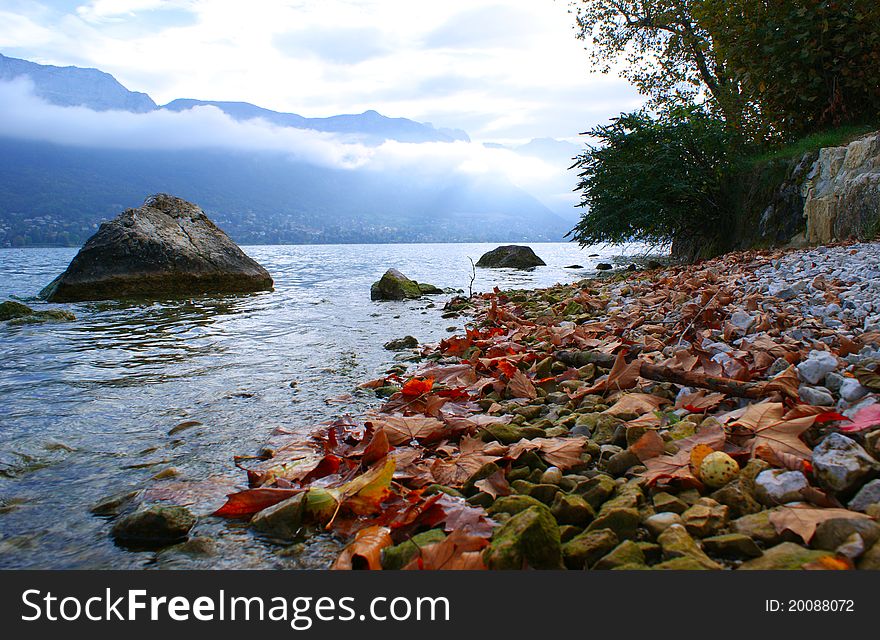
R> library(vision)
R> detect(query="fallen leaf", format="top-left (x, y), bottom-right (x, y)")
top-left (332, 525), bottom-right (393, 570)
top-left (331, 457), bottom-right (396, 516)
top-left (689, 444), bottom-right (715, 478)
top-left (732, 402), bottom-right (815, 460)
top-left (638, 422), bottom-right (725, 486)
top-left (675, 390), bottom-right (726, 412)
top-left (370, 415), bottom-right (447, 445)
top-left (509, 437), bottom-right (587, 470)
top-left (604, 393), bottom-right (669, 417)
top-left (213, 488), bottom-right (303, 518)
top-left (361, 429), bottom-right (390, 467)
top-left (769, 505), bottom-right (871, 544)
top-left (762, 365), bottom-right (801, 399)
top-left (629, 430), bottom-right (665, 462)
top-left (474, 468), bottom-right (512, 499)
top-left (402, 529), bottom-right (488, 570)
top-left (838, 404), bottom-right (880, 433)
top-left (507, 369), bottom-right (537, 399)
top-left (401, 377), bottom-right (434, 397)
top-left (429, 437), bottom-right (503, 487)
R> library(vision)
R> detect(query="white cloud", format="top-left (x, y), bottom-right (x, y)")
top-left (0, 76), bottom-right (563, 191)
top-left (0, 0), bottom-right (645, 140)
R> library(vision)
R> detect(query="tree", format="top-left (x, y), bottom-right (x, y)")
top-left (571, 1), bottom-right (746, 128)
top-left (567, 106), bottom-right (734, 249)
top-left (698, 0), bottom-right (880, 138)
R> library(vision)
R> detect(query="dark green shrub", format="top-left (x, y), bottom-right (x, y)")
top-left (567, 107), bottom-right (736, 249)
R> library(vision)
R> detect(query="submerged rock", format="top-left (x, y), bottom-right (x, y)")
top-left (0, 301), bottom-right (33, 320)
top-left (0, 300), bottom-right (75, 324)
top-left (383, 335), bottom-right (418, 350)
top-left (111, 504), bottom-right (195, 546)
top-left (475, 245), bottom-right (546, 269)
top-left (41, 194), bottom-right (273, 302)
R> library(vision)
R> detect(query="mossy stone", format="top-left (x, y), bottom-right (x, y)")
top-left (657, 524), bottom-right (721, 569)
top-left (488, 494), bottom-right (545, 517)
top-left (112, 504), bottom-right (196, 546)
top-left (738, 543), bottom-right (836, 570)
top-left (575, 474), bottom-right (617, 510)
top-left (423, 484), bottom-right (465, 499)
top-left (701, 533), bottom-right (762, 559)
top-left (593, 540), bottom-right (646, 570)
top-left (562, 528), bottom-right (619, 569)
top-left (381, 529), bottom-right (447, 570)
top-left (551, 493), bottom-right (595, 526)
top-left (480, 423), bottom-right (544, 445)
top-left (484, 505), bottom-right (564, 570)
top-left (585, 507), bottom-right (640, 540)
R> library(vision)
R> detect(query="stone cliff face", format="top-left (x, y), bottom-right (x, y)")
top-left (802, 132), bottom-right (880, 244)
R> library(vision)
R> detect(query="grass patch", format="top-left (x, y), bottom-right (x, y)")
top-left (746, 124), bottom-right (878, 166)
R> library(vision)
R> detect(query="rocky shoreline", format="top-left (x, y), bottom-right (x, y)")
top-left (117, 240), bottom-right (880, 570)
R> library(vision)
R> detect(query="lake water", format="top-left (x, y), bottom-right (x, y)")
top-left (0, 242), bottom-right (651, 569)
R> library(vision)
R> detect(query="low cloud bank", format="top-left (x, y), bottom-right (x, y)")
top-left (0, 77), bottom-right (560, 189)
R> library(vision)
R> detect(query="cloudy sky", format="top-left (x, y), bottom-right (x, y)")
top-left (0, 0), bottom-right (643, 143)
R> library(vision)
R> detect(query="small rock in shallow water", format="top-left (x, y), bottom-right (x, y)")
top-left (596, 263), bottom-right (613, 271)
top-left (111, 504), bottom-right (195, 546)
top-left (383, 335), bottom-right (418, 350)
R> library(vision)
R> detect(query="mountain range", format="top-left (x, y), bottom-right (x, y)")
top-left (0, 53), bottom-right (576, 247)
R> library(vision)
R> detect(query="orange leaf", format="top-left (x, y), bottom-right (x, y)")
top-left (332, 525), bottom-right (393, 570)
top-left (401, 377), bottom-right (434, 397)
top-left (630, 430), bottom-right (665, 462)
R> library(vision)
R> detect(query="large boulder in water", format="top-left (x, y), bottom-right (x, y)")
top-left (476, 245), bottom-right (545, 269)
top-left (40, 194), bottom-right (273, 302)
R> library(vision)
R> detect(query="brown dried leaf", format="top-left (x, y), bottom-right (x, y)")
top-left (732, 402), bottom-right (815, 460)
top-left (429, 437), bottom-right (503, 487)
top-left (769, 505), bottom-right (871, 544)
top-left (507, 369), bottom-right (537, 399)
top-left (629, 430), bottom-right (665, 462)
top-left (604, 393), bottom-right (669, 417)
top-left (474, 469), bottom-right (512, 499)
top-left (332, 525), bottom-right (393, 570)
top-left (402, 529), bottom-right (489, 570)
top-left (370, 416), bottom-right (447, 446)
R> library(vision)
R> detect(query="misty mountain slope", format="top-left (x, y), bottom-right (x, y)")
top-left (0, 53), bottom-right (156, 113)
top-left (0, 52), bottom-right (574, 246)
top-left (0, 138), bottom-right (569, 247)
top-left (163, 100), bottom-right (470, 144)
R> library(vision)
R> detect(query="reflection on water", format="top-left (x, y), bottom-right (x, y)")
top-left (0, 242), bottom-right (649, 568)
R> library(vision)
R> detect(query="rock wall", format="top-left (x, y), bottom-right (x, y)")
top-left (802, 132), bottom-right (880, 243)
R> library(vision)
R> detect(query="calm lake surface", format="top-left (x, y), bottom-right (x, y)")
top-left (0, 242), bottom-right (650, 569)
